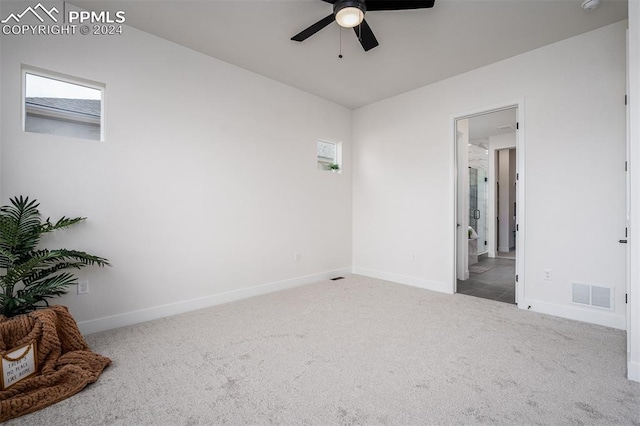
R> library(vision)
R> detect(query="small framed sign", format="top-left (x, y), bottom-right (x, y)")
top-left (1, 341), bottom-right (38, 390)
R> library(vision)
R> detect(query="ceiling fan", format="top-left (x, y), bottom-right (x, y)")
top-left (291, 0), bottom-right (436, 52)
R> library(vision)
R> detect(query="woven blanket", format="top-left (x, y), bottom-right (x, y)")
top-left (0, 305), bottom-right (111, 422)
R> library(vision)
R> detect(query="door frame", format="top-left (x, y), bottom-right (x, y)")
top-left (493, 147), bottom-right (517, 256)
top-left (625, 28), bottom-right (632, 367)
top-left (451, 99), bottom-right (526, 306)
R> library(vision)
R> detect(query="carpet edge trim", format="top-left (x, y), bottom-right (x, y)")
top-left (77, 267), bottom-right (352, 335)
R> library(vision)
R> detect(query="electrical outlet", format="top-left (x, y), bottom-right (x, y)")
top-left (294, 253), bottom-right (301, 262)
top-left (77, 280), bottom-right (89, 295)
top-left (544, 269), bottom-right (552, 281)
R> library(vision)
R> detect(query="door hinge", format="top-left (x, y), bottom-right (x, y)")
top-left (516, 122), bottom-right (519, 130)
top-left (626, 293), bottom-right (628, 304)
top-left (625, 161), bottom-right (628, 172)
top-left (484, 177), bottom-right (488, 182)
top-left (484, 240), bottom-right (487, 246)
top-left (625, 95), bottom-right (628, 106)
top-left (516, 173), bottom-right (519, 180)
top-left (516, 224), bottom-right (519, 231)
top-left (516, 274), bottom-right (519, 282)
top-left (626, 227), bottom-right (628, 238)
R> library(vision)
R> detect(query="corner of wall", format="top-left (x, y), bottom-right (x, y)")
top-left (352, 267), bottom-right (452, 295)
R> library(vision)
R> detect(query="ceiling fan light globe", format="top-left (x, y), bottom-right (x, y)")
top-left (335, 7), bottom-right (365, 28)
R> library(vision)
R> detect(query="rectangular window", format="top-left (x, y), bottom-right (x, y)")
top-left (23, 68), bottom-right (104, 141)
top-left (317, 139), bottom-right (342, 172)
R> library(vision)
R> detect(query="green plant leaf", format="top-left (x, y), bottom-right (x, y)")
top-left (5, 272), bottom-right (76, 316)
top-left (41, 216), bottom-right (86, 233)
top-left (0, 246), bottom-right (18, 269)
top-left (0, 196), bottom-right (42, 258)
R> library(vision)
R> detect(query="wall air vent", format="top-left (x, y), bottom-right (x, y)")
top-left (572, 282), bottom-right (613, 310)
top-left (496, 124), bottom-right (515, 130)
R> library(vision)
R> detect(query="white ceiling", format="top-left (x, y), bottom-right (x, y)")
top-left (71, 0), bottom-right (628, 109)
top-left (469, 107), bottom-right (517, 141)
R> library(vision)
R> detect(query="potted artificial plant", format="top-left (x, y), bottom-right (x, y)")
top-left (328, 163), bottom-right (340, 173)
top-left (0, 196), bottom-right (111, 422)
top-left (0, 196), bottom-right (110, 317)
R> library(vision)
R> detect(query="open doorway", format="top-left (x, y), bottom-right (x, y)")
top-left (455, 106), bottom-right (520, 304)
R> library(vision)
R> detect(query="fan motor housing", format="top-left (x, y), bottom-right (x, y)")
top-left (334, 0), bottom-right (367, 16)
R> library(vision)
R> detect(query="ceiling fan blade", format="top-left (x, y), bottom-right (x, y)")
top-left (291, 14), bottom-right (336, 42)
top-left (321, 0), bottom-right (336, 3)
top-left (366, 0), bottom-right (435, 11)
top-left (353, 19), bottom-right (379, 51)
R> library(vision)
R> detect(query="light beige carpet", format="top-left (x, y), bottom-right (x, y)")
top-left (6, 275), bottom-right (640, 425)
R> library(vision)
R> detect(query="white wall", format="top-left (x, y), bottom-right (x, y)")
top-left (353, 21), bottom-right (628, 329)
top-left (0, 6), bottom-right (352, 333)
top-left (628, 0), bottom-right (640, 383)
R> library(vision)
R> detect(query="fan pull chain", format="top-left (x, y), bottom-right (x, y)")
top-left (338, 26), bottom-right (343, 59)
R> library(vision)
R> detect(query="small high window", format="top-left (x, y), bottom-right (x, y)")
top-left (317, 140), bottom-right (342, 172)
top-left (23, 68), bottom-right (104, 141)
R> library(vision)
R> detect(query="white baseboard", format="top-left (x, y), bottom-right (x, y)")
top-left (628, 361), bottom-right (640, 382)
top-left (78, 267), bottom-right (351, 335)
top-left (352, 266), bottom-right (452, 294)
top-left (518, 298), bottom-right (626, 330)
